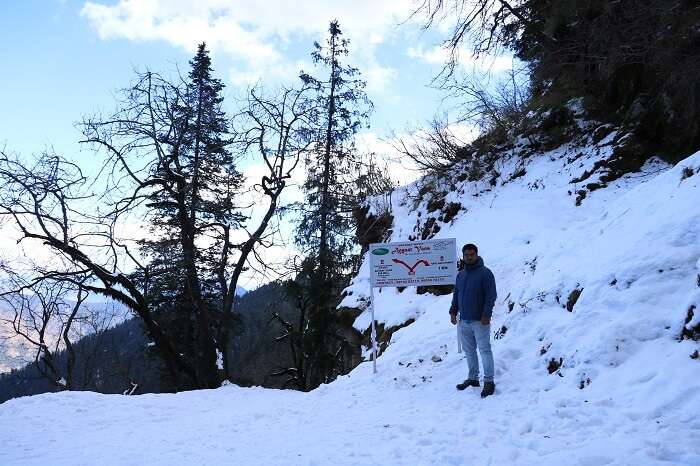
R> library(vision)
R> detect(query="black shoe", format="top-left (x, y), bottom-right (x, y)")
top-left (456, 379), bottom-right (480, 390)
top-left (480, 381), bottom-right (495, 398)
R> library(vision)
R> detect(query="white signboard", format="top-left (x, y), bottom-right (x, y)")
top-left (369, 238), bottom-right (457, 288)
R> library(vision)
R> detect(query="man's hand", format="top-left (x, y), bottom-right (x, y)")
top-left (450, 313), bottom-right (457, 325)
top-left (481, 315), bottom-right (491, 326)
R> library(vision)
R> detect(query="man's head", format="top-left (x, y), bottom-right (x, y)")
top-left (462, 243), bottom-right (479, 266)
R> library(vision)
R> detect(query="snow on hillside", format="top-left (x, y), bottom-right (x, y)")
top-left (1, 143), bottom-right (699, 465)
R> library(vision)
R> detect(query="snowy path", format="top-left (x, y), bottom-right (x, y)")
top-left (3, 137), bottom-right (700, 465)
top-left (2, 322), bottom-right (698, 466)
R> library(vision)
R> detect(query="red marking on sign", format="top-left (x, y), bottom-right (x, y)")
top-left (392, 258), bottom-right (431, 273)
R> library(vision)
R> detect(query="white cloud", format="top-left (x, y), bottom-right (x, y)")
top-left (355, 131), bottom-right (420, 186)
top-left (364, 64), bottom-right (399, 93)
top-left (229, 59), bottom-right (313, 88)
top-left (446, 122), bottom-right (480, 142)
top-left (81, 0), bottom-right (418, 92)
top-left (407, 45), bottom-right (513, 73)
top-left (353, 122), bottom-right (480, 187)
top-left (407, 45), bottom-right (451, 65)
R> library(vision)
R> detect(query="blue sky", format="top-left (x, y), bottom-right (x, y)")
top-left (2, 1), bottom-right (178, 157)
top-left (0, 0), bottom-right (512, 287)
top-left (1, 1), bottom-right (513, 168)
top-left (1, 1), bottom-right (436, 160)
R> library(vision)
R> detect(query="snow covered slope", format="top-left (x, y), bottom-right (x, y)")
top-left (1, 142), bottom-right (699, 465)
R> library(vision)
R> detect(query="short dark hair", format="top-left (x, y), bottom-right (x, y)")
top-left (462, 243), bottom-right (478, 254)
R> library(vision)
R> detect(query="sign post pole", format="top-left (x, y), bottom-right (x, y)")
top-left (457, 316), bottom-right (462, 353)
top-left (368, 238), bottom-right (457, 375)
top-left (370, 285), bottom-right (377, 374)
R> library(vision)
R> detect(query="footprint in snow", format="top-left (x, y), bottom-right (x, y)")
top-left (631, 371), bottom-right (657, 384)
top-left (518, 420), bottom-right (534, 434)
top-left (500, 347), bottom-right (523, 360)
top-left (576, 455), bottom-right (614, 466)
top-left (440, 454), bottom-right (468, 465)
top-left (397, 424), bottom-right (414, 434)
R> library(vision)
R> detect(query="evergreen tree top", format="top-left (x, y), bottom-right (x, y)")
top-left (189, 42), bottom-right (221, 90)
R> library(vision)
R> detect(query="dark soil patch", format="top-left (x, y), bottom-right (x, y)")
top-left (681, 305), bottom-right (699, 341)
top-left (547, 357), bottom-right (563, 374)
top-left (353, 205), bottom-right (394, 253)
top-left (494, 326), bottom-right (508, 340)
top-left (681, 166), bottom-right (695, 180)
top-left (426, 195), bottom-right (446, 213)
top-left (416, 284), bottom-right (453, 296)
top-left (510, 167), bottom-right (527, 180)
top-left (566, 288), bottom-right (583, 312)
top-left (440, 202), bottom-right (462, 223)
top-left (361, 319), bottom-right (416, 358)
top-left (421, 217), bottom-right (441, 240)
top-left (592, 125), bottom-right (615, 143)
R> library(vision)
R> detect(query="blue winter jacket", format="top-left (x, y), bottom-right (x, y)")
top-left (449, 257), bottom-right (497, 321)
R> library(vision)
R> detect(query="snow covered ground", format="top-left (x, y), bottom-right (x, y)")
top-left (1, 142), bottom-right (699, 465)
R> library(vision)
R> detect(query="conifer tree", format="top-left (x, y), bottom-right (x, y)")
top-left (3, 42), bottom-right (309, 391)
top-left (139, 43), bottom-right (245, 389)
top-left (290, 21), bottom-right (372, 388)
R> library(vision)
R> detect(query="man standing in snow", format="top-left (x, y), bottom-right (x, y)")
top-left (449, 243), bottom-right (497, 398)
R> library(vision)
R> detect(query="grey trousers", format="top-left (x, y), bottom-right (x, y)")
top-left (459, 319), bottom-right (495, 383)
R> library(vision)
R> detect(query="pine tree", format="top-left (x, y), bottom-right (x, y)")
top-left (290, 21), bottom-right (372, 388)
top-left (139, 43), bottom-right (245, 389)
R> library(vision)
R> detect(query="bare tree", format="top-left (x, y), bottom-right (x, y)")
top-left (445, 64), bottom-right (531, 137)
top-left (351, 153), bottom-right (397, 200)
top-left (0, 63), bottom-right (316, 389)
top-left (412, 0), bottom-right (552, 81)
top-left (217, 84), bottom-right (316, 378)
top-left (0, 145), bottom-right (199, 389)
top-left (0, 269), bottom-right (89, 390)
top-left (268, 288), bottom-right (309, 391)
top-left (391, 117), bottom-right (465, 175)
top-left (391, 61), bottom-right (531, 177)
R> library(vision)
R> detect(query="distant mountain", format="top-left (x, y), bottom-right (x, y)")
top-left (0, 317), bottom-right (156, 402)
top-left (0, 298), bottom-right (128, 375)
top-left (228, 281), bottom-right (297, 387)
top-left (0, 280), bottom-right (297, 402)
